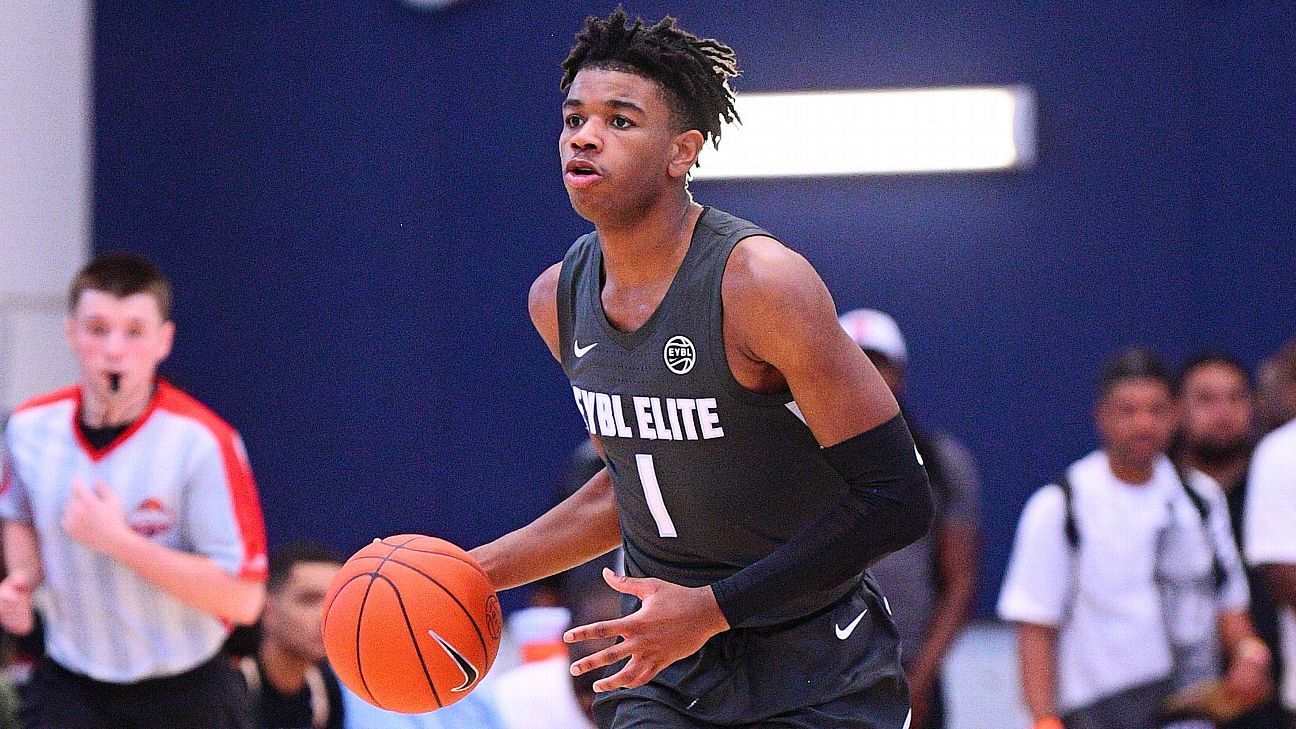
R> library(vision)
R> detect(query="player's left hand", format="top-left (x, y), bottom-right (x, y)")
top-left (565, 567), bottom-right (730, 692)
top-left (62, 479), bottom-right (132, 555)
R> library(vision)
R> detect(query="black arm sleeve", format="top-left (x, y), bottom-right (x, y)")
top-left (710, 413), bottom-right (934, 628)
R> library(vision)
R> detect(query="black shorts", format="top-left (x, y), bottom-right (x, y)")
top-left (593, 576), bottom-right (911, 728)
top-left (20, 654), bottom-right (252, 729)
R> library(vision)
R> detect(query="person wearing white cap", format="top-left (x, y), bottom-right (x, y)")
top-left (837, 309), bottom-right (909, 373)
top-left (838, 308), bottom-right (983, 729)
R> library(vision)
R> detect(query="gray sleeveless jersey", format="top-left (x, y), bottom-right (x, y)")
top-left (557, 207), bottom-right (859, 625)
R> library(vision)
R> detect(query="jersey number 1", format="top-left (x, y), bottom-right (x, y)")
top-left (634, 454), bottom-right (678, 538)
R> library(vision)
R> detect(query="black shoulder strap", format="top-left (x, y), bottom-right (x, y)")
top-left (1174, 464), bottom-right (1211, 522)
top-left (1175, 465), bottom-right (1227, 592)
top-left (1054, 467), bottom-right (1224, 594)
top-left (1056, 473), bottom-right (1080, 548)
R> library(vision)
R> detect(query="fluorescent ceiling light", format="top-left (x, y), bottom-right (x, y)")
top-left (692, 85), bottom-right (1036, 180)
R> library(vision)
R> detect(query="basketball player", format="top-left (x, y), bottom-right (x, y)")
top-left (0, 253), bottom-right (268, 728)
top-left (470, 11), bottom-right (933, 728)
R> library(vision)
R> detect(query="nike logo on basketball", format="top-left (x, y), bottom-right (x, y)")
top-left (835, 608), bottom-right (868, 640)
top-left (574, 340), bottom-right (598, 358)
top-left (428, 630), bottom-right (480, 692)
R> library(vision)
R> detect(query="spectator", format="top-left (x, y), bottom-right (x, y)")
top-left (1176, 351), bottom-right (1257, 499)
top-left (1256, 340), bottom-right (1296, 435)
top-left (0, 253), bottom-right (267, 728)
top-left (1175, 351), bottom-right (1287, 728)
top-left (838, 308), bottom-right (980, 729)
top-left (239, 543), bottom-right (346, 729)
top-left (999, 347), bottom-right (1269, 729)
top-left (1244, 375), bottom-right (1296, 728)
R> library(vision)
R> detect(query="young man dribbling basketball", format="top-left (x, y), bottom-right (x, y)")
top-left (470, 10), bottom-right (933, 728)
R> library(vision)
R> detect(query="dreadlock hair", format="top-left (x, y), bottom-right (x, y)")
top-left (560, 8), bottom-right (740, 150)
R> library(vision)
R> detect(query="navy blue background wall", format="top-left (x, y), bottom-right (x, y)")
top-left (94, 2), bottom-right (1296, 615)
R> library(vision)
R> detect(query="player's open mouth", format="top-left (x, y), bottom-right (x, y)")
top-left (564, 159), bottom-right (603, 188)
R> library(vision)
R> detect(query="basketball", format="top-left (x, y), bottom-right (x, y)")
top-left (322, 535), bottom-right (503, 713)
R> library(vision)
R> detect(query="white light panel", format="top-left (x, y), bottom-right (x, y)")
top-left (692, 85), bottom-right (1037, 180)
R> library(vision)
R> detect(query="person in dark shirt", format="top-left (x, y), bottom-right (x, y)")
top-left (1176, 351), bottom-right (1287, 729)
top-left (839, 308), bottom-right (981, 729)
top-left (240, 544), bottom-right (345, 729)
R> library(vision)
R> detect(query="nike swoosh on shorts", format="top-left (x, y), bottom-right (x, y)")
top-left (834, 608), bottom-right (869, 640)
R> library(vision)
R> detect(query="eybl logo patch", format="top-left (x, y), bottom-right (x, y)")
top-left (664, 335), bottom-right (696, 375)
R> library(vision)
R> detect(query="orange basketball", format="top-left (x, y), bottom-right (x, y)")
top-left (322, 534), bottom-right (502, 713)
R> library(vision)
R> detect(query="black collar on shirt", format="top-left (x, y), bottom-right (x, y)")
top-left (77, 420), bottom-right (132, 451)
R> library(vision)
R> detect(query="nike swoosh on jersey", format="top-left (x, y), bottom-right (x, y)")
top-left (834, 608), bottom-right (869, 640)
top-left (574, 340), bottom-right (599, 357)
top-left (428, 629), bottom-right (480, 692)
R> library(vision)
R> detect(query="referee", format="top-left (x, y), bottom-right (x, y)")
top-left (0, 254), bottom-right (267, 728)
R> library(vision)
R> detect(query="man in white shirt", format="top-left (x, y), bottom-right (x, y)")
top-left (999, 348), bottom-right (1270, 729)
top-left (1244, 409), bottom-right (1296, 728)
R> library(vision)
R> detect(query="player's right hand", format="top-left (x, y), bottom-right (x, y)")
top-left (0, 571), bottom-right (36, 636)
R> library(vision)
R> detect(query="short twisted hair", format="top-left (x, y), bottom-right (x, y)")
top-left (560, 8), bottom-right (740, 149)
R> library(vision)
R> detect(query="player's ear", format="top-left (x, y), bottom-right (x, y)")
top-left (157, 320), bottom-right (176, 361)
top-left (668, 130), bottom-right (705, 178)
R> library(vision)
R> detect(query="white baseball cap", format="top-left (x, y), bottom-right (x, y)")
top-left (838, 308), bottom-right (908, 366)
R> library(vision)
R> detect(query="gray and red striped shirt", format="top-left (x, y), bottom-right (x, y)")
top-left (1, 381), bottom-right (267, 682)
